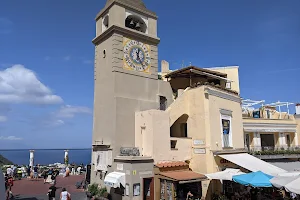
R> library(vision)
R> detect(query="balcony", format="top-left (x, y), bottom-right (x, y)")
top-left (170, 137), bottom-right (192, 150)
top-left (247, 145), bottom-right (300, 159)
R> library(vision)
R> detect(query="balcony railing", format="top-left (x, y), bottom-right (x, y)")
top-left (247, 145), bottom-right (300, 158)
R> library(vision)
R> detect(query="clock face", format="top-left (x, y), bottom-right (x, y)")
top-left (123, 39), bottom-right (151, 73)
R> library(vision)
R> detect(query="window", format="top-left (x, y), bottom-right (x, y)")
top-left (160, 96), bottom-right (167, 111)
top-left (253, 110), bottom-right (260, 118)
top-left (102, 15), bottom-right (109, 32)
top-left (226, 82), bottom-right (231, 89)
top-left (221, 115), bottom-right (232, 147)
top-left (133, 183), bottom-right (140, 196)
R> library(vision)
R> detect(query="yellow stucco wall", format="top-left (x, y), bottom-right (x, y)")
top-left (135, 85), bottom-right (243, 175)
top-left (205, 66), bottom-right (240, 94)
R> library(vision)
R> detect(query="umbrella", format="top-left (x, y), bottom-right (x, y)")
top-left (206, 168), bottom-right (245, 181)
top-left (232, 171), bottom-right (273, 187)
top-left (284, 177), bottom-right (300, 194)
top-left (270, 176), bottom-right (299, 188)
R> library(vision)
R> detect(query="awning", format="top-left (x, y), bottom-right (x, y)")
top-left (218, 153), bottom-right (287, 176)
top-left (104, 172), bottom-right (125, 188)
top-left (270, 176), bottom-right (299, 188)
top-left (205, 168), bottom-right (245, 181)
top-left (160, 170), bottom-right (206, 184)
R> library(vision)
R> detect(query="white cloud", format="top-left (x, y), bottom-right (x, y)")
top-left (0, 136), bottom-right (22, 140)
top-left (0, 64), bottom-right (63, 104)
top-left (56, 105), bottom-right (92, 118)
top-left (0, 116), bottom-right (7, 123)
top-left (64, 56), bottom-right (71, 61)
top-left (0, 116), bottom-right (7, 122)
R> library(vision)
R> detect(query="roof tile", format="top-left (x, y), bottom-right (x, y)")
top-left (155, 161), bottom-right (188, 168)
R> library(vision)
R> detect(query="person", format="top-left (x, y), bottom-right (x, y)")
top-left (6, 167), bottom-right (13, 177)
top-left (48, 184), bottom-right (57, 200)
top-left (33, 165), bottom-right (39, 180)
top-left (60, 188), bottom-right (71, 200)
top-left (291, 192), bottom-right (297, 199)
top-left (27, 166), bottom-right (31, 179)
top-left (186, 191), bottom-right (194, 200)
top-left (6, 175), bottom-right (14, 199)
top-left (42, 169), bottom-right (48, 184)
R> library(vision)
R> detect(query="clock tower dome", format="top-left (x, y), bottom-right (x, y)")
top-left (91, 0), bottom-right (168, 185)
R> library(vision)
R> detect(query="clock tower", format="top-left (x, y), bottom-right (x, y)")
top-left (91, 0), bottom-right (166, 184)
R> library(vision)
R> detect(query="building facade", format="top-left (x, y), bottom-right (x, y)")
top-left (90, 0), bottom-right (296, 199)
top-left (243, 101), bottom-right (300, 171)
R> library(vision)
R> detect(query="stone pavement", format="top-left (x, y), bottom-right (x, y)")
top-left (11, 175), bottom-right (86, 199)
top-left (13, 192), bottom-right (87, 200)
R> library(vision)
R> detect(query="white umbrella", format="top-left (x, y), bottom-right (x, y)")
top-left (270, 176), bottom-right (299, 188)
top-left (205, 168), bottom-right (245, 181)
top-left (285, 177), bottom-right (300, 194)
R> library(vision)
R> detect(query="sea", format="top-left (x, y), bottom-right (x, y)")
top-left (0, 149), bottom-right (92, 166)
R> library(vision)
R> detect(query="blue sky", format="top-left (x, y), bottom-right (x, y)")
top-left (0, 0), bottom-right (299, 149)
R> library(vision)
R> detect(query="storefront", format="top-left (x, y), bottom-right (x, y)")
top-left (154, 161), bottom-right (206, 200)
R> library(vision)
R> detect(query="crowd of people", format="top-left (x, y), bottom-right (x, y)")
top-left (3, 164), bottom-right (76, 200)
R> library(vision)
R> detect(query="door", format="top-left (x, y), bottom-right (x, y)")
top-left (245, 134), bottom-right (250, 150)
top-left (286, 134), bottom-right (291, 148)
top-left (143, 178), bottom-right (154, 200)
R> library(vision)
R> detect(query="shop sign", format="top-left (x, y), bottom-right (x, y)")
top-left (193, 140), bottom-right (205, 145)
top-left (194, 148), bottom-right (206, 154)
top-left (220, 159), bottom-right (230, 164)
top-left (117, 164), bottom-right (123, 171)
top-left (139, 171), bottom-right (153, 176)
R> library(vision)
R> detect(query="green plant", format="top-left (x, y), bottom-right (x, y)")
top-left (99, 187), bottom-right (107, 197)
top-left (88, 183), bottom-right (100, 196)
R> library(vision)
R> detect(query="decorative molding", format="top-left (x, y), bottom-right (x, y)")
top-left (93, 25), bottom-right (160, 46)
top-left (220, 109), bottom-right (232, 116)
top-left (213, 148), bottom-right (247, 155)
top-left (243, 122), bottom-right (297, 133)
top-left (96, 0), bottom-right (157, 20)
top-left (205, 88), bottom-right (241, 103)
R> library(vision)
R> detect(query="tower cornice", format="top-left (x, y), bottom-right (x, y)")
top-left (95, 0), bottom-right (157, 21)
top-left (92, 25), bottom-right (160, 46)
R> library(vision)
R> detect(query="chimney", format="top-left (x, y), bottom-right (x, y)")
top-left (161, 60), bottom-right (170, 73)
top-left (296, 103), bottom-right (300, 115)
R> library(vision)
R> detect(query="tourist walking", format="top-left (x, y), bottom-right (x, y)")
top-left (48, 184), bottom-right (57, 200)
top-left (42, 169), bottom-right (48, 184)
top-left (33, 164), bottom-right (39, 180)
top-left (27, 166), bottom-right (31, 179)
top-left (60, 188), bottom-right (71, 200)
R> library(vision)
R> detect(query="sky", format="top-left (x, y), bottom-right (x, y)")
top-left (0, 0), bottom-right (299, 149)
